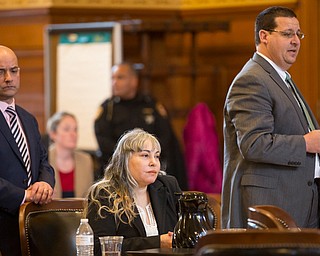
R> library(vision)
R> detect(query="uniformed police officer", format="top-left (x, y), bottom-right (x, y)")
top-left (94, 62), bottom-right (188, 190)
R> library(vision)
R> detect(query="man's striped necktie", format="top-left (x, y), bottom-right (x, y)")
top-left (5, 106), bottom-right (32, 186)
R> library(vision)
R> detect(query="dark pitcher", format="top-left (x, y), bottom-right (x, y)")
top-left (173, 191), bottom-right (213, 248)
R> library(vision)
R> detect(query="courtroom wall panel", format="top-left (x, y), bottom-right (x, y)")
top-left (0, 0), bottom-right (317, 155)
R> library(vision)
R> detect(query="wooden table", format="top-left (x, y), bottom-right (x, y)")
top-left (126, 248), bottom-right (195, 256)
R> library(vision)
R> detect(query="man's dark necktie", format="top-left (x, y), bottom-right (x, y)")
top-left (285, 73), bottom-right (315, 131)
top-left (5, 106), bottom-right (32, 186)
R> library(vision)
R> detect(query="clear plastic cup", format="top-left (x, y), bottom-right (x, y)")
top-left (99, 236), bottom-right (124, 256)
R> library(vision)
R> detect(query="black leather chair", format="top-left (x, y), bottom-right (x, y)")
top-left (19, 198), bottom-right (85, 256)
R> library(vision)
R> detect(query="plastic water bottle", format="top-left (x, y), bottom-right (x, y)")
top-left (76, 218), bottom-right (94, 256)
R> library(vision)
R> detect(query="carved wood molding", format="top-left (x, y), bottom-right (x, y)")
top-left (0, 0), bottom-right (297, 10)
top-left (121, 19), bottom-right (230, 33)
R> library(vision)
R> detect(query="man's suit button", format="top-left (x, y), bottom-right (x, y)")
top-left (308, 181), bottom-right (313, 186)
top-left (23, 179), bottom-right (28, 184)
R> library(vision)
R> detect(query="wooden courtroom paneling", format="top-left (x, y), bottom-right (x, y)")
top-left (294, 0), bottom-right (319, 118)
top-left (0, 0), bottom-right (318, 156)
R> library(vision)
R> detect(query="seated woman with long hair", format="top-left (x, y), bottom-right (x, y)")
top-left (84, 128), bottom-right (181, 255)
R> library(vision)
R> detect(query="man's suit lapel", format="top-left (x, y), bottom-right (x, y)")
top-left (252, 53), bottom-right (312, 133)
top-left (0, 111), bottom-right (24, 164)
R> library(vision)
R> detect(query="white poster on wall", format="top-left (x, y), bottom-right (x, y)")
top-left (56, 32), bottom-right (112, 151)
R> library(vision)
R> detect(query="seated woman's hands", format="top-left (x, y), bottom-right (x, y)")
top-left (160, 231), bottom-right (173, 248)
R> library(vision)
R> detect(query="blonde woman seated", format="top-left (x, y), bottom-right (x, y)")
top-left (47, 111), bottom-right (94, 198)
top-left (85, 128), bottom-right (181, 255)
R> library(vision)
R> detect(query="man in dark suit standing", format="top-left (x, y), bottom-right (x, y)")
top-left (0, 45), bottom-right (55, 256)
top-left (222, 6), bottom-right (320, 229)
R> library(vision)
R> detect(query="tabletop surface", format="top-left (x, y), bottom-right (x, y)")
top-left (126, 248), bottom-right (195, 256)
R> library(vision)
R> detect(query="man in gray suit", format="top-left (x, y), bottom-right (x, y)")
top-left (222, 6), bottom-right (320, 229)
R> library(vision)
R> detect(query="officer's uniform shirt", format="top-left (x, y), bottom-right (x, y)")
top-left (94, 93), bottom-right (188, 190)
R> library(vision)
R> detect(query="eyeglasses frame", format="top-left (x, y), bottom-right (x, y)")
top-left (265, 29), bottom-right (305, 40)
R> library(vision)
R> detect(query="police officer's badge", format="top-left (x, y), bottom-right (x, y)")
top-left (143, 108), bottom-right (155, 125)
top-left (156, 103), bottom-right (168, 118)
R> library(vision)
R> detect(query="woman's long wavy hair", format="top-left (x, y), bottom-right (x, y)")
top-left (85, 128), bottom-right (164, 224)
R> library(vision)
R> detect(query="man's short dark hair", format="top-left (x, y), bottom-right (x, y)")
top-left (255, 6), bottom-right (297, 45)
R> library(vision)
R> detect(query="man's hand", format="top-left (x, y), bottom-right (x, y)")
top-left (25, 181), bottom-right (53, 204)
top-left (304, 130), bottom-right (320, 153)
